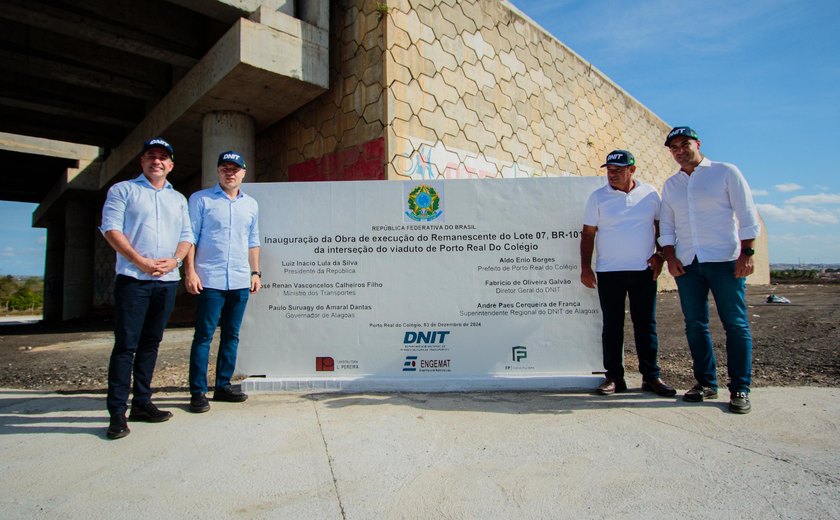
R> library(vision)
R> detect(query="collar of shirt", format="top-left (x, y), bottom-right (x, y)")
top-left (679, 156), bottom-right (712, 176)
top-left (133, 173), bottom-right (173, 191)
top-left (213, 183), bottom-right (243, 200)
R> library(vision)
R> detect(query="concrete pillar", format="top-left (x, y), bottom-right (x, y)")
top-left (62, 200), bottom-right (94, 320)
top-left (202, 111), bottom-right (255, 189)
top-left (42, 221), bottom-right (64, 323)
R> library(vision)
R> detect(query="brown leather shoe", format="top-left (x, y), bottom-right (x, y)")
top-left (596, 378), bottom-right (627, 395)
top-left (641, 378), bottom-right (677, 397)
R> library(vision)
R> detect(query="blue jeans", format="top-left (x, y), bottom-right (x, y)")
top-left (596, 269), bottom-right (660, 381)
top-left (675, 259), bottom-right (752, 393)
top-left (107, 275), bottom-right (178, 416)
top-left (189, 288), bottom-right (250, 395)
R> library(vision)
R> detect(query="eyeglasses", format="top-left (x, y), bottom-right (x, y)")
top-left (218, 165), bottom-right (242, 174)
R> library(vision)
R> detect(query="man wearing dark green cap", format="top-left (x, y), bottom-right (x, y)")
top-left (581, 150), bottom-right (675, 397)
top-left (659, 126), bottom-right (761, 414)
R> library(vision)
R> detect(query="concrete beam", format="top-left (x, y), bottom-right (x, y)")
top-left (0, 0), bottom-right (200, 68)
top-left (98, 14), bottom-right (328, 188)
top-left (0, 133), bottom-right (99, 162)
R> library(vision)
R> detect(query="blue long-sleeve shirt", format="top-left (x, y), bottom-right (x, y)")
top-left (189, 184), bottom-right (260, 290)
top-left (99, 174), bottom-right (193, 281)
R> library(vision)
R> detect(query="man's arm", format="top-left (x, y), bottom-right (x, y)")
top-left (735, 238), bottom-right (755, 278)
top-left (580, 225), bottom-right (597, 289)
top-left (103, 230), bottom-right (159, 275)
top-left (249, 247), bottom-right (261, 294)
top-left (647, 220), bottom-right (664, 280)
top-left (661, 245), bottom-right (685, 277)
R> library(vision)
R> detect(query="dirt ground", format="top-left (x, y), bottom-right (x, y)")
top-left (0, 284), bottom-right (838, 393)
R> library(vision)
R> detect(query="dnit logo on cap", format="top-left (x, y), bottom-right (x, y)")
top-left (217, 150), bottom-right (246, 168)
top-left (664, 126), bottom-right (699, 146)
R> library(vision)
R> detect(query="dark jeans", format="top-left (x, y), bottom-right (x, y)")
top-left (189, 288), bottom-right (250, 395)
top-left (596, 269), bottom-right (660, 381)
top-left (107, 275), bottom-right (178, 416)
top-left (675, 259), bottom-right (752, 393)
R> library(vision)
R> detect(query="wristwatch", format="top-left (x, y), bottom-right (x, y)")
top-left (251, 271), bottom-right (262, 277)
top-left (174, 257), bottom-right (183, 268)
top-left (741, 248), bottom-right (755, 257)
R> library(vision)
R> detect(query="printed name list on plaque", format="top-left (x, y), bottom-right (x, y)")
top-left (238, 176), bottom-right (605, 390)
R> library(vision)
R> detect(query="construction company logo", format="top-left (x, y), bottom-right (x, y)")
top-left (401, 330), bottom-right (451, 352)
top-left (221, 152), bottom-right (241, 163)
top-left (403, 355), bottom-right (418, 372)
top-left (316, 357), bottom-right (360, 372)
top-left (315, 357), bottom-right (334, 371)
top-left (402, 355), bottom-right (451, 373)
top-left (403, 182), bottom-right (443, 223)
top-left (504, 345), bottom-right (536, 372)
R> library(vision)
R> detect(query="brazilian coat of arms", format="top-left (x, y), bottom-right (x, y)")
top-left (405, 184), bottom-right (442, 222)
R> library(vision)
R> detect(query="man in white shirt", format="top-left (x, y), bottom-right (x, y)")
top-left (659, 126), bottom-right (761, 414)
top-left (581, 150), bottom-right (676, 397)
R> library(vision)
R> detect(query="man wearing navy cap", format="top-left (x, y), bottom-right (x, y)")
top-left (659, 127), bottom-right (761, 413)
top-left (100, 137), bottom-right (194, 439)
top-left (185, 151), bottom-right (260, 413)
top-left (580, 150), bottom-right (676, 397)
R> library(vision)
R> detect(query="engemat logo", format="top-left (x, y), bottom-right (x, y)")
top-left (512, 346), bottom-right (527, 362)
top-left (402, 356), bottom-right (451, 373)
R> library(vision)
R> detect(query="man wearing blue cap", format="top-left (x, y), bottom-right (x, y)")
top-left (100, 137), bottom-right (194, 439)
top-left (659, 127), bottom-right (761, 414)
top-left (185, 151), bottom-right (260, 413)
top-left (581, 150), bottom-right (676, 397)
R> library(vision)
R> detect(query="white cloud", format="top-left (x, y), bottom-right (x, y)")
top-left (756, 203), bottom-right (838, 224)
top-left (786, 193), bottom-right (840, 205)
top-left (751, 189), bottom-right (769, 196)
top-left (775, 183), bottom-right (804, 193)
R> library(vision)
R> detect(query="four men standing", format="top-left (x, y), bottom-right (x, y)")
top-left (101, 127), bottom-right (760, 439)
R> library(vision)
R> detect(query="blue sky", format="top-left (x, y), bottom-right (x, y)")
top-left (513, 0), bottom-right (840, 264)
top-left (0, 201), bottom-right (45, 276)
top-left (1, 0), bottom-right (839, 275)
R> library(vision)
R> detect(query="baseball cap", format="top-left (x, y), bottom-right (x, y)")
top-left (142, 137), bottom-right (174, 160)
top-left (600, 150), bottom-right (635, 168)
top-left (217, 150), bottom-right (246, 169)
top-left (664, 126), bottom-right (699, 147)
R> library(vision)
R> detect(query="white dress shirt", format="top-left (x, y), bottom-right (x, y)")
top-left (658, 157), bottom-right (760, 264)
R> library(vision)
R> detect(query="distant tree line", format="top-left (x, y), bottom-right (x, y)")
top-left (0, 275), bottom-right (43, 313)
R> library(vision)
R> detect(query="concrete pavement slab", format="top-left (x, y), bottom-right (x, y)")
top-left (0, 387), bottom-right (838, 519)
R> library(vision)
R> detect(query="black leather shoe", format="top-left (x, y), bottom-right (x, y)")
top-left (128, 402), bottom-right (173, 423)
top-left (683, 384), bottom-right (718, 402)
top-left (641, 378), bottom-right (677, 397)
top-left (213, 385), bottom-right (248, 403)
top-left (596, 378), bottom-right (627, 395)
top-left (107, 415), bottom-right (130, 440)
top-left (189, 394), bottom-right (210, 413)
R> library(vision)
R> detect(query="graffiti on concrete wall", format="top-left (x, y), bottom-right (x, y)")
top-left (396, 138), bottom-right (571, 180)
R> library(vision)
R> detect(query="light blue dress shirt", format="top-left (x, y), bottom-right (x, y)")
top-left (189, 184), bottom-right (260, 290)
top-left (99, 174), bottom-right (193, 281)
